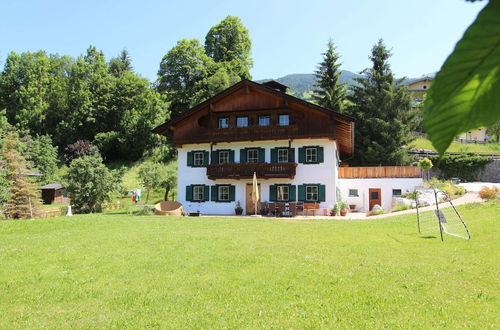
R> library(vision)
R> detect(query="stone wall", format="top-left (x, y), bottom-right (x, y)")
top-left (429, 159), bottom-right (500, 183)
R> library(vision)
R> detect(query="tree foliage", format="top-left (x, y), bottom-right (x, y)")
top-left (0, 46), bottom-right (170, 162)
top-left (66, 155), bottom-right (119, 213)
top-left (423, 0), bottom-right (500, 154)
top-left (64, 140), bottom-right (99, 165)
top-left (347, 39), bottom-right (417, 165)
top-left (205, 15), bottom-right (253, 80)
top-left (2, 131), bottom-right (40, 219)
top-left (312, 39), bottom-right (347, 113)
top-left (26, 135), bottom-right (59, 184)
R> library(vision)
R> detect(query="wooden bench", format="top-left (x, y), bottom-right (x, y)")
top-left (303, 203), bottom-right (320, 216)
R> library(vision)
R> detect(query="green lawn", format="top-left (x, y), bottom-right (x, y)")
top-left (1, 202), bottom-right (498, 328)
top-left (410, 137), bottom-right (500, 154)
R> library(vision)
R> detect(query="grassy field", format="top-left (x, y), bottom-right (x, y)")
top-left (410, 137), bottom-right (500, 154)
top-left (0, 202), bottom-right (498, 328)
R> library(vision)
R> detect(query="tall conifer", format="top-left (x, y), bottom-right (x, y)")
top-left (347, 39), bottom-right (416, 165)
top-left (312, 39), bottom-right (346, 113)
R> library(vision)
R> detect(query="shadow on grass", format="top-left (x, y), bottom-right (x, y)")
top-left (420, 235), bottom-right (437, 239)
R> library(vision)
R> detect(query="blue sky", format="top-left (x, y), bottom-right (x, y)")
top-left (0, 0), bottom-right (487, 81)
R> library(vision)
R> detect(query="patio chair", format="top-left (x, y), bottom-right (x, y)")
top-left (288, 202), bottom-right (297, 217)
top-left (268, 202), bottom-right (276, 216)
top-left (296, 202), bottom-right (304, 216)
top-left (276, 203), bottom-right (285, 217)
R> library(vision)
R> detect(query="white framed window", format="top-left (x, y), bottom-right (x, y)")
top-left (348, 189), bottom-right (359, 197)
top-left (193, 186), bottom-right (204, 201)
top-left (306, 185), bottom-right (319, 201)
top-left (306, 147), bottom-right (317, 163)
top-left (218, 186), bottom-right (229, 201)
top-left (277, 185), bottom-right (289, 201)
top-left (193, 152), bottom-right (204, 166)
top-left (258, 115), bottom-right (270, 127)
top-left (277, 148), bottom-right (289, 163)
top-left (236, 116), bottom-right (249, 127)
top-left (278, 114), bottom-right (289, 126)
top-left (247, 149), bottom-right (259, 163)
top-left (218, 117), bottom-right (229, 129)
top-left (392, 189), bottom-right (402, 197)
top-left (218, 150), bottom-right (230, 164)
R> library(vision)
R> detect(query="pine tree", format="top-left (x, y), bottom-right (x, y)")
top-left (2, 132), bottom-right (40, 219)
top-left (347, 39), bottom-right (416, 165)
top-left (312, 39), bottom-right (347, 113)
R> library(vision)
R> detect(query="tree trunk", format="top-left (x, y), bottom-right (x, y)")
top-left (164, 183), bottom-right (171, 201)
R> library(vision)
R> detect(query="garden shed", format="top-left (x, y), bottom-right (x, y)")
top-left (40, 183), bottom-right (68, 205)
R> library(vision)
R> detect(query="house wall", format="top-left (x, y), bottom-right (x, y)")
top-left (338, 178), bottom-right (423, 212)
top-left (178, 138), bottom-right (339, 214)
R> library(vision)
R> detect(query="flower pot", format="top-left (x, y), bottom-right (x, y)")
top-left (235, 208), bottom-right (243, 215)
top-left (340, 208), bottom-right (348, 216)
top-left (330, 211), bottom-right (337, 216)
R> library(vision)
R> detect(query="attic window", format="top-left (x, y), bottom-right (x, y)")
top-left (219, 117), bottom-right (229, 129)
top-left (258, 115), bottom-right (270, 127)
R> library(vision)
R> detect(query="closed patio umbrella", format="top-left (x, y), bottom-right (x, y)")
top-left (252, 172), bottom-right (259, 215)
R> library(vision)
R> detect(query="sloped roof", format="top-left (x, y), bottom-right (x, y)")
top-left (40, 183), bottom-right (64, 190)
top-left (153, 79), bottom-right (354, 134)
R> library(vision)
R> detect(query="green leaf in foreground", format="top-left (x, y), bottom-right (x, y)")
top-left (423, 0), bottom-right (500, 154)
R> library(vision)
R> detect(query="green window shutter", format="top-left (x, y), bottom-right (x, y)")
top-left (298, 184), bottom-right (305, 202)
top-left (204, 185), bottom-right (210, 202)
top-left (203, 151), bottom-right (209, 165)
top-left (258, 148), bottom-right (265, 163)
top-left (185, 185), bottom-right (192, 201)
top-left (289, 148), bottom-right (295, 163)
top-left (211, 151), bottom-right (218, 164)
top-left (319, 184), bottom-right (326, 202)
top-left (317, 146), bottom-right (324, 163)
top-left (298, 147), bottom-right (305, 163)
top-left (269, 184), bottom-right (277, 202)
top-left (211, 186), bottom-right (218, 202)
top-left (229, 150), bottom-right (235, 163)
top-left (240, 149), bottom-right (247, 163)
top-left (289, 185), bottom-right (296, 202)
top-left (270, 148), bottom-right (277, 163)
top-left (187, 151), bottom-right (194, 167)
top-left (229, 185), bottom-right (236, 201)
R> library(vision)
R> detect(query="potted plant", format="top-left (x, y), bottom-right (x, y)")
top-left (330, 203), bottom-right (339, 216)
top-left (235, 201), bottom-right (243, 215)
top-left (339, 202), bottom-right (348, 216)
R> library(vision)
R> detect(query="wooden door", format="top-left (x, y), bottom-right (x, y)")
top-left (369, 188), bottom-right (381, 211)
top-left (245, 184), bottom-right (261, 215)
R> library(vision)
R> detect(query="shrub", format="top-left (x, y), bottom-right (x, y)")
top-left (64, 140), bottom-right (99, 165)
top-left (479, 186), bottom-right (499, 200)
top-left (425, 178), bottom-right (466, 199)
top-left (65, 155), bottom-right (121, 213)
top-left (392, 204), bottom-right (411, 212)
top-left (429, 153), bottom-right (492, 182)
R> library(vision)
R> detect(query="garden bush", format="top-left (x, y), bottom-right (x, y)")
top-left (479, 186), bottom-right (499, 200)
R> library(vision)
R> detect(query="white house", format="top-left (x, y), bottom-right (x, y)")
top-left (154, 80), bottom-right (423, 215)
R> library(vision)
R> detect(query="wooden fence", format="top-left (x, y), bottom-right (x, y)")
top-left (339, 166), bottom-right (421, 179)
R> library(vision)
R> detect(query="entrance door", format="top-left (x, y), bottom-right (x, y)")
top-left (245, 184), bottom-right (261, 215)
top-left (369, 188), bottom-right (381, 211)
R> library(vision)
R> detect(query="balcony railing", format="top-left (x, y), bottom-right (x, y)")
top-left (206, 162), bottom-right (297, 180)
top-left (205, 125), bottom-right (300, 142)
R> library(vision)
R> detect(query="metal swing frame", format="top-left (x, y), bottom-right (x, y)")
top-left (416, 188), bottom-right (471, 241)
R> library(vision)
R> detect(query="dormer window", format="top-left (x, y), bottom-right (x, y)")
top-left (278, 114), bottom-right (289, 126)
top-left (218, 117), bottom-right (229, 129)
top-left (258, 115), bottom-right (270, 127)
top-left (236, 116), bottom-right (249, 128)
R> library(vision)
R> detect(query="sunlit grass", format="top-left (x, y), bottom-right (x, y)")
top-left (0, 201), bottom-right (498, 328)
top-left (411, 137), bottom-right (500, 154)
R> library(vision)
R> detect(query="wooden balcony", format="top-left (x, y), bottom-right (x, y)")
top-left (206, 125), bottom-right (300, 143)
top-left (206, 163), bottom-right (297, 180)
top-left (339, 166), bottom-right (421, 178)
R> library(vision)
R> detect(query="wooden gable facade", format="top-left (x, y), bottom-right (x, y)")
top-left (154, 80), bottom-right (354, 157)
